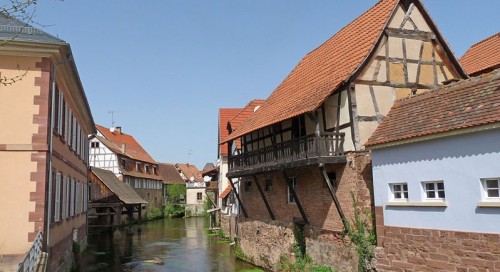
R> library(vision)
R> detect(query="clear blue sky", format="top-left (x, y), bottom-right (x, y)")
top-left (35, 1), bottom-right (499, 169)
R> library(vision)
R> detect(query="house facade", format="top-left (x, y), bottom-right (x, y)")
top-left (366, 70), bottom-right (500, 271)
top-left (222, 0), bottom-right (466, 270)
top-left (176, 163), bottom-right (206, 216)
top-left (0, 16), bottom-right (95, 271)
top-left (89, 125), bottom-right (163, 211)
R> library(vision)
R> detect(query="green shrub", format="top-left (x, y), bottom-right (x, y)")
top-left (146, 207), bottom-right (163, 220)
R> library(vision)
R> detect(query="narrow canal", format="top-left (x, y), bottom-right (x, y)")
top-left (82, 217), bottom-right (262, 272)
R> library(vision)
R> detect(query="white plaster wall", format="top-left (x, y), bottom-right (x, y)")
top-left (89, 138), bottom-right (119, 175)
top-left (372, 129), bottom-right (500, 234)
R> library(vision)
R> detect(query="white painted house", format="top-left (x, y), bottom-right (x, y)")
top-left (366, 70), bottom-right (500, 270)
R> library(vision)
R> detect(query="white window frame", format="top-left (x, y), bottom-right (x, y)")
top-left (481, 178), bottom-right (500, 201)
top-left (287, 177), bottom-right (297, 204)
top-left (57, 92), bottom-right (64, 135)
top-left (389, 183), bottom-right (408, 201)
top-left (70, 178), bottom-right (75, 217)
top-left (422, 181), bottom-right (445, 201)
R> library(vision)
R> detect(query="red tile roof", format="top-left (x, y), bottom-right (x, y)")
top-left (460, 33), bottom-right (500, 77)
top-left (176, 163), bottom-right (203, 182)
top-left (365, 70), bottom-right (500, 147)
top-left (225, 0), bottom-right (398, 141)
top-left (228, 99), bottom-right (266, 149)
top-left (219, 184), bottom-right (233, 199)
top-left (158, 163), bottom-right (185, 185)
top-left (219, 108), bottom-right (242, 156)
top-left (96, 125), bottom-right (157, 164)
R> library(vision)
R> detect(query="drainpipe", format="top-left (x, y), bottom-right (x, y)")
top-left (45, 56), bottom-right (71, 251)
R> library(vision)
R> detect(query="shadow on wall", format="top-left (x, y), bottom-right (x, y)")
top-left (372, 129), bottom-right (500, 166)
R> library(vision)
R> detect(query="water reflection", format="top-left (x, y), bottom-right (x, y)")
top-left (82, 217), bottom-right (260, 272)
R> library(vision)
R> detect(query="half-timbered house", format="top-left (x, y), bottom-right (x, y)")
top-left (176, 163), bottom-right (206, 216)
top-left (222, 0), bottom-right (466, 269)
top-left (89, 125), bottom-right (163, 211)
top-left (0, 15), bottom-right (95, 271)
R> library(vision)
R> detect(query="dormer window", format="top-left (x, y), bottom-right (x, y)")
top-left (136, 163), bottom-right (141, 172)
top-left (153, 166), bottom-right (157, 175)
top-left (121, 159), bottom-right (126, 170)
top-left (145, 165), bottom-right (149, 174)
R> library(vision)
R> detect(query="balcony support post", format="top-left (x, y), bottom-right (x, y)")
top-left (253, 175), bottom-right (275, 220)
top-left (229, 178), bottom-right (248, 218)
top-left (319, 164), bottom-right (348, 229)
top-left (282, 170), bottom-right (309, 224)
top-left (314, 111), bottom-right (321, 157)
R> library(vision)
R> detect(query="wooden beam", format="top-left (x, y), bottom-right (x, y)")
top-left (282, 170), bottom-right (309, 225)
top-left (385, 28), bottom-right (435, 41)
top-left (205, 192), bottom-right (217, 209)
top-left (228, 178), bottom-right (248, 218)
top-left (319, 165), bottom-right (348, 229)
top-left (348, 84), bottom-right (361, 151)
top-left (369, 86), bottom-right (382, 124)
top-left (375, 55), bottom-right (443, 66)
top-left (253, 175), bottom-right (275, 220)
top-left (353, 79), bottom-right (434, 89)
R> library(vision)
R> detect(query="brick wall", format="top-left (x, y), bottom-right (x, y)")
top-left (375, 206), bottom-right (500, 271)
top-left (237, 152), bottom-right (373, 270)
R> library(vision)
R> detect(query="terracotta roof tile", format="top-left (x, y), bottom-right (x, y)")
top-left (460, 33), bottom-right (500, 76)
top-left (228, 99), bottom-right (266, 149)
top-left (96, 125), bottom-right (157, 164)
top-left (219, 184), bottom-right (233, 199)
top-left (225, 0), bottom-right (398, 141)
top-left (158, 163), bottom-right (185, 185)
top-left (365, 69), bottom-right (500, 147)
top-left (219, 108), bottom-right (242, 156)
top-left (176, 163), bottom-right (203, 182)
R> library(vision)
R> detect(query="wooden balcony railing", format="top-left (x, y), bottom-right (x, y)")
top-left (228, 132), bottom-right (345, 175)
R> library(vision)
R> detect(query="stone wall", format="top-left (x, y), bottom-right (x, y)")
top-left (374, 224), bottom-right (500, 271)
top-left (238, 219), bottom-right (295, 270)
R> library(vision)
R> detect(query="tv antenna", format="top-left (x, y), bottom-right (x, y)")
top-left (108, 111), bottom-right (116, 127)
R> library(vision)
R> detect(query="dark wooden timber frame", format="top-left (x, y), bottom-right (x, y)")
top-left (228, 178), bottom-right (248, 218)
top-left (282, 170), bottom-right (308, 224)
top-left (319, 165), bottom-right (347, 229)
top-left (253, 175), bottom-right (275, 220)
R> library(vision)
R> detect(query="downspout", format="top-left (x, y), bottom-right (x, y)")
top-left (45, 57), bottom-right (71, 250)
top-left (44, 62), bottom-right (56, 250)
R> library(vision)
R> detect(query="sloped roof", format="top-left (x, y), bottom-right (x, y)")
top-left (176, 163), bottom-right (203, 182)
top-left (91, 167), bottom-right (147, 204)
top-left (228, 99), bottom-right (266, 149)
top-left (159, 163), bottom-right (185, 185)
top-left (219, 108), bottom-right (242, 156)
top-left (225, 0), bottom-right (399, 141)
top-left (460, 32), bottom-right (500, 77)
top-left (0, 14), bottom-right (66, 44)
top-left (219, 184), bottom-right (233, 199)
top-left (96, 125), bottom-right (157, 164)
top-left (365, 69), bottom-right (500, 148)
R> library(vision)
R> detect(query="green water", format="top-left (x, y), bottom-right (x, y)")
top-left (82, 217), bottom-right (263, 272)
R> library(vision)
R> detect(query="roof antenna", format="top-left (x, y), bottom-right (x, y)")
top-left (108, 110), bottom-right (116, 128)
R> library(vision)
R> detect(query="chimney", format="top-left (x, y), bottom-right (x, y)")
top-left (121, 143), bottom-right (126, 154)
top-left (115, 126), bottom-right (122, 134)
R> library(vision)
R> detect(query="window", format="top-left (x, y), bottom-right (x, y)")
top-left (423, 181), bottom-right (445, 200)
top-left (390, 183), bottom-right (408, 201)
top-left (153, 166), bottom-right (157, 175)
top-left (244, 180), bottom-right (251, 191)
top-left (145, 165), bottom-right (149, 174)
top-left (197, 192), bottom-right (203, 201)
top-left (136, 163), bottom-right (141, 172)
top-left (121, 159), bottom-right (126, 169)
top-left (287, 177), bottom-right (297, 203)
top-left (70, 178), bottom-right (75, 217)
top-left (481, 178), bottom-right (500, 199)
top-left (57, 91), bottom-right (64, 135)
top-left (91, 141), bottom-right (99, 148)
top-left (54, 173), bottom-right (61, 222)
top-left (265, 179), bottom-right (272, 192)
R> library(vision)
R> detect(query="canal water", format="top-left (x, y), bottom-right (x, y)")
top-left (82, 217), bottom-right (262, 272)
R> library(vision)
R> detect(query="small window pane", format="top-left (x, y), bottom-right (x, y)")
top-left (426, 183), bottom-right (434, 190)
top-left (403, 192), bottom-right (408, 199)
top-left (427, 191), bottom-right (435, 198)
top-left (486, 180), bottom-right (498, 189)
top-left (487, 189), bottom-right (499, 198)
top-left (437, 183), bottom-right (444, 190)
top-left (438, 191), bottom-right (445, 198)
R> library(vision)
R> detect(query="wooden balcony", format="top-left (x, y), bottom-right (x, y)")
top-left (227, 132), bottom-right (346, 178)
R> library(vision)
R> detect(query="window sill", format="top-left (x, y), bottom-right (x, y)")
top-left (386, 201), bottom-right (447, 207)
top-left (477, 201), bottom-right (500, 208)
